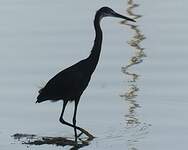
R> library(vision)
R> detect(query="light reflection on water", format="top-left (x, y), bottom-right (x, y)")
top-left (121, 0), bottom-right (146, 126)
top-left (121, 0), bottom-right (150, 150)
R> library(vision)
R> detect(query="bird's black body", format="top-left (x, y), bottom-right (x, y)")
top-left (37, 59), bottom-right (92, 102)
top-left (36, 7), bottom-right (135, 144)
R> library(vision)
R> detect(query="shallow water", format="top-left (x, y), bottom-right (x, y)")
top-left (0, 0), bottom-right (188, 150)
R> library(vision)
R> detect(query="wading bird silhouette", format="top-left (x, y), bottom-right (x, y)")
top-left (36, 6), bottom-right (135, 144)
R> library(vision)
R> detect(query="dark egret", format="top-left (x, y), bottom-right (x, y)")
top-left (36, 6), bottom-right (135, 143)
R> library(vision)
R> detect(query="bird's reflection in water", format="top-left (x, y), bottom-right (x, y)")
top-left (120, 0), bottom-right (150, 149)
top-left (12, 133), bottom-right (94, 150)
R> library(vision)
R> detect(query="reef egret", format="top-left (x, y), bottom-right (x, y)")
top-left (36, 6), bottom-right (135, 143)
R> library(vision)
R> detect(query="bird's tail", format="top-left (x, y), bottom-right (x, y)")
top-left (36, 88), bottom-right (48, 103)
top-left (36, 95), bottom-right (47, 103)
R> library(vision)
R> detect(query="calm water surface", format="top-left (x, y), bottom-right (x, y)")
top-left (0, 0), bottom-right (188, 150)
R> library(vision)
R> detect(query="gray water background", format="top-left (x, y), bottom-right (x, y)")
top-left (0, 0), bottom-right (188, 149)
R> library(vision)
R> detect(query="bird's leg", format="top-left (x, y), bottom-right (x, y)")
top-left (59, 100), bottom-right (94, 140)
top-left (73, 99), bottom-right (79, 144)
top-left (59, 100), bottom-right (68, 123)
top-left (59, 100), bottom-right (82, 138)
top-left (59, 100), bottom-right (79, 130)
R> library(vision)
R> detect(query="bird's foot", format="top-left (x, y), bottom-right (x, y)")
top-left (77, 132), bottom-right (84, 138)
top-left (77, 127), bottom-right (95, 140)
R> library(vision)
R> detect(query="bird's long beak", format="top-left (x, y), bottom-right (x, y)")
top-left (113, 12), bottom-right (136, 22)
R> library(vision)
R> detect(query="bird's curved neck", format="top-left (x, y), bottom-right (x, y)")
top-left (88, 12), bottom-right (103, 73)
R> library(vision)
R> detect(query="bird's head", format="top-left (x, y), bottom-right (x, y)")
top-left (97, 7), bottom-right (135, 22)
